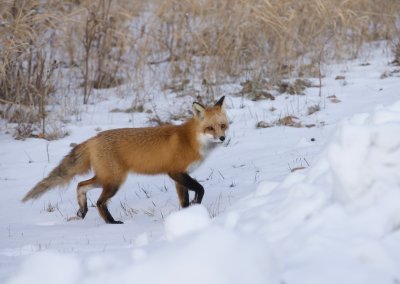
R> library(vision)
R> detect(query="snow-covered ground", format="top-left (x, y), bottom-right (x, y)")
top-left (2, 46), bottom-right (400, 283)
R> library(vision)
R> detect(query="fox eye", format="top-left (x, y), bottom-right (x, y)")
top-left (221, 124), bottom-right (227, 129)
top-left (205, 126), bottom-right (214, 132)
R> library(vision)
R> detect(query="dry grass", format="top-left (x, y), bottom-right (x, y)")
top-left (0, 0), bottom-right (141, 138)
top-left (1, 0), bottom-right (400, 138)
top-left (392, 41), bottom-right (400, 65)
top-left (61, 0), bottom-right (141, 103)
top-left (148, 0), bottom-right (400, 84)
top-left (0, 0), bottom-right (60, 138)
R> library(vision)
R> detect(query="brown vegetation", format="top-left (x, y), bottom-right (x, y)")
top-left (1, 0), bottom-right (399, 139)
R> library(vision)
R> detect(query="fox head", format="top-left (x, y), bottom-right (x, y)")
top-left (192, 96), bottom-right (229, 146)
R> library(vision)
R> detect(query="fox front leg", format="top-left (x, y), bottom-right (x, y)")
top-left (169, 173), bottom-right (204, 205)
top-left (174, 182), bottom-right (190, 208)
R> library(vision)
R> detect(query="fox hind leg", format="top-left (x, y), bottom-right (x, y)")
top-left (76, 176), bottom-right (99, 219)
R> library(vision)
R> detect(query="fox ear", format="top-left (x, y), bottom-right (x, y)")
top-left (214, 96), bottom-right (226, 110)
top-left (192, 102), bottom-right (206, 119)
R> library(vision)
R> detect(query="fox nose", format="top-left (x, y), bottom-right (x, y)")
top-left (219, 136), bottom-right (225, 142)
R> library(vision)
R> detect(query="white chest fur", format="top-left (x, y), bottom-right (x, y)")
top-left (186, 133), bottom-right (219, 173)
top-left (198, 133), bottom-right (219, 157)
top-left (187, 160), bottom-right (203, 173)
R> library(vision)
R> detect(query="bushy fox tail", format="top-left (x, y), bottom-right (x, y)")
top-left (22, 142), bottom-right (91, 202)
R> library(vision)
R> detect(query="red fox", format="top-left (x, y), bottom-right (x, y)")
top-left (22, 96), bottom-right (228, 224)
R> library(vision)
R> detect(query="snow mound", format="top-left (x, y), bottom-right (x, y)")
top-left (7, 252), bottom-right (81, 284)
top-left (114, 227), bottom-right (279, 284)
top-left (239, 101), bottom-right (400, 283)
top-left (164, 205), bottom-right (211, 241)
top-left (313, 101), bottom-right (400, 203)
top-left (7, 228), bottom-right (278, 284)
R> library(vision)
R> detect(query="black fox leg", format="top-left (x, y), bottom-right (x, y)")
top-left (76, 176), bottom-right (98, 219)
top-left (97, 184), bottom-right (123, 224)
top-left (174, 182), bottom-right (190, 208)
top-left (169, 173), bottom-right (204, 205)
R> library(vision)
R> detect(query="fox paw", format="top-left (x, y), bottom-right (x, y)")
top-left (108, 220), bottom-right (124, 224)
top-left (190, 200), bottom-right (201, 205)
top-left (76, 208), bottom-right (87, 219)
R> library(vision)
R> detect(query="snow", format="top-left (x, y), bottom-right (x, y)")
top-left (164, 205), bottom-right (211, 241)
top-left (2, 46), bottom-right (400, 283)
top-left (85, 227), bottom-right (278, 284)
top-left (318, 102), bottom-right (400, 204)
top-left (8, 252), bottom-right (81, 284)
top-left (245, 100), bottom-right (400, 283)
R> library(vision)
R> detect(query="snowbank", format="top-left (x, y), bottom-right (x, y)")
top-left (8, 227), bottom-right (278, 284)
top-left (164, 205), bottom-right (211, 241)
top-left (312, 101), bottom-right (400, 204)
top-left (98, 227), bottom-right (279, 284)
top-left (242, 101), bottom-right (400, 283)
top-left (8, 252), bottom-right (81, 284)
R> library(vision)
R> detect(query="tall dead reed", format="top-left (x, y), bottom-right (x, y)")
top-left (145, 0), bottom-right (400, 89)
top-left (0, 0), bottom-right (61, 139)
